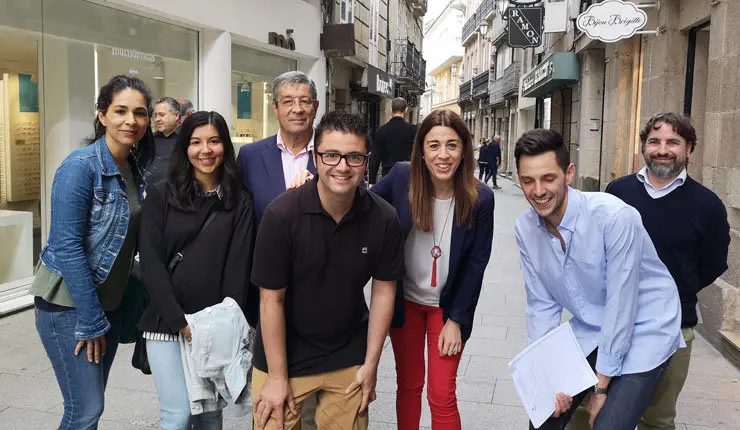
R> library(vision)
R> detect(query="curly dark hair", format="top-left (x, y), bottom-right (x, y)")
top-left (314, 111), bottom-right (370, 152)
top-left (166, 111), bottom-right (242, 211)
top-left (87, 75), bottom-right (156, 170)
top-left (639, 112), bottom-right (697, 153)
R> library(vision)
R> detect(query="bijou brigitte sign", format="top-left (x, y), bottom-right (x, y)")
top-left (576, 0), bottom-right (648, 43)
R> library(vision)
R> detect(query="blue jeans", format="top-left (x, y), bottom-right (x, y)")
top-left (147, 339), bottom-right (223, 430)
top-left (35, 307), bottom-right (122, 430)
top-left (531, 350), bottom-right (671, 430)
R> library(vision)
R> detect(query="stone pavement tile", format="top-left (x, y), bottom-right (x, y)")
top-left (480, 314), bottom-right (527, 329)
top-left (687, 354), bottom-right (740, 378)
top-left (47, 386), bottom-right (161, 427)
top-left (469, 325), bottom-right (507, 340)
top-left (674, 398), bottom-right (740, 428)
top-left (456, 380), bottom-right (495, 403)
top-left (0, 373), bottom-right (62, 411)
top-left (458, 400), bottom-right (529, 429)
top-left (368, 393), bottom-right (396, 425)
top-left (0, 322), bottom-right (43, 351)
top-left (681, 374), bottom-right (740, 401)
top-left (0, 343), bottom-right (53, 377)
top-left (456, 354), bottom-right (471, 376)
top-left (492, 379), bottom-right (521, 407)
top-left (684, 426), bottom-right (713, 430)
top-left (458, 356), bottom-right (512, 383)
top-left (375, 376), bottom-right (396, 394)
top-left (2, 308), bottom-right (36, 328)
top-left (99, 419), bottom-right (158, 429)
top-left (506, 326), bottom-right (528, 341)
top-left (462, 337), bottom-right (528, 359)
top-left (104, 347), bottom-right (157, 393)
top-left (0, 406), bottom-right (60, 429)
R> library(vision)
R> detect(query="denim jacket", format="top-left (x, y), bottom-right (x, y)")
top-left (40, 137), bottom-right (146, 340)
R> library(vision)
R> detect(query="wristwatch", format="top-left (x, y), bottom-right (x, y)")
top-left (593, 386), bottom-right (608, 396)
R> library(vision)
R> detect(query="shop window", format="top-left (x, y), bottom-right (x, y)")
top-left (340, 0), bottom-right (355, 23)
top-left (231, 45), bottom-right (297, 152)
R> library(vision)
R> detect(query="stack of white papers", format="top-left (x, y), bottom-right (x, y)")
top-left (508, 323), bottom-right (598, 429)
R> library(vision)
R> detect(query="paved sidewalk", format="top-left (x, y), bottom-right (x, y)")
top-left (1, 178), bottom-right (739, 429)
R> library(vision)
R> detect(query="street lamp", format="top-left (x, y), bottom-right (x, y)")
top-left (478, 20), bottom-right (489, 37)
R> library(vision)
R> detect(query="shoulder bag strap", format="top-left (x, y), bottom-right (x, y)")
top-left (167, 210), bottom-right (219, 274)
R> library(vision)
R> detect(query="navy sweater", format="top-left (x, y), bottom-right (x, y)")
top-left (606, 174), bottom-right (730, 328)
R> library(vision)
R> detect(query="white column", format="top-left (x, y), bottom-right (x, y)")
top-left (201, 30), bottom-right (232, 128)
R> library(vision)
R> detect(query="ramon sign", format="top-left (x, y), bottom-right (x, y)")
top-left (576, 0), bottom-right (647, 43)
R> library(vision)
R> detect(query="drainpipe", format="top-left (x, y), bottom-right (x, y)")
top-left (597, 57), bottom-right (608, 191)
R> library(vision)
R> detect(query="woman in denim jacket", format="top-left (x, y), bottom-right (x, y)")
top-left (138, 111), bottom-right (254, 429)
top-left (29, 75), bottom-right (155, 429)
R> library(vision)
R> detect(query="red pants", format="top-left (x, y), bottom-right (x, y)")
top-left (390, 300), bottom-right (464, 430)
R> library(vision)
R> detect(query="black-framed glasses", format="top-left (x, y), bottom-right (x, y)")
top-left (315, 150), bottom-right (371, 167)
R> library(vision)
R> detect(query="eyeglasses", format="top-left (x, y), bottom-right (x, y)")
top-left (277, 98), bottom-right (316, 110)
top-left (315, 150), bottom-right (370, 167)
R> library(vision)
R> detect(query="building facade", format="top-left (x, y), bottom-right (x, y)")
top-left (0, 0), bottom-right (327, 311)
top-left (421, 0), bottom-right (465, 120)
top-left (323, 0), bottom-right (426, 139)
top-left (458, 0), bottom-right (494, 145)
top-left (516, 0), bottom-right (740, 364)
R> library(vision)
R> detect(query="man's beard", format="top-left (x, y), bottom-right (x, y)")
top-left (646, 156), bottom-right (685, 179)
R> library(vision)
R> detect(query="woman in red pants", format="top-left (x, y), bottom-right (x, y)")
top-left (371, 109), bottom-right (494, 429)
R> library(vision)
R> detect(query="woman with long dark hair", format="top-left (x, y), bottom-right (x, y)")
top-left (137, 111), bottom-right (254, 429)
top-left (371, 109), bottom-right (495, 429)
top-left (30, 74), bottom-right (155, 429)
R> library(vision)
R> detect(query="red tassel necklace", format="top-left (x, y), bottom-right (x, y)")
top-left (431, 197), bottom-right (455, 288)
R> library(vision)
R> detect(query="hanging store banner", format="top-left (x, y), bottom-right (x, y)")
top-left (576, 0), bottom-right (648, 43)
top-left (507, 6), bottom-right (545, 49)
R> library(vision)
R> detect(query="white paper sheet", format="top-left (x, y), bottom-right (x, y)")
top-left (508, 322), bottom-right (598, 429)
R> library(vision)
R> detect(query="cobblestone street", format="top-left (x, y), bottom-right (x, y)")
top-left (1, 179), bottom-right (739, 429)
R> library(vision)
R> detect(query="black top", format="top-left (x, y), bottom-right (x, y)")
top-left (251, 178), bottom-right (405, 377)
top-left (487, 142), bottom-right (502, 165)
top-left (148, 127), bottom-right (180, 185)
top-left (606, 174), bottom-right (730, 328)
top-left (137, 181), bottom-right (255, 334)
top-left (369, 117), bottom-right (417, 184)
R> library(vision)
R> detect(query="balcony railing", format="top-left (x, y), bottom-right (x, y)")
top-left (392, 39), bottom-right (426, 92)
top-left (489, 63), bottom-right (521, 106)
top-left (459, 80), bottom-right (472, 103)
top-left (461, 0), bottom-right (494, 44)
top-left (472, 70), bottom-right (490, 98)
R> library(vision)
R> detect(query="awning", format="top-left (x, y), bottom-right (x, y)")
top-left (521, 52), bottom-right (580, 98)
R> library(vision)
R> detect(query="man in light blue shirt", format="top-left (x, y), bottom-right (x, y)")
top-left (513, 129), bottom-right (683, 430)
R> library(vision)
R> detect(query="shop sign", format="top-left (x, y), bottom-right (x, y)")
top-left (521, 52), bottom-right (579, 98)
top-left (111, 48), bottom-right (155, 62)
top-left (507, 6), bottom-right (544, 48)
top-left (366, 65), bottom-right (394, 98)
top-left (576, 0), bottom-right (648, 43)
top-left (268, 30), bottom-right (296, 51)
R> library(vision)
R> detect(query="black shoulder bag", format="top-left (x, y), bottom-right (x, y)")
top-left (132, 209), bottom-right (219, 375)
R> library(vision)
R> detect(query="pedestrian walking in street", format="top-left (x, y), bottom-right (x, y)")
top-left (476, 137), bottom-right (490, 183)
top-left (486, 135), bottom-right (502, 189)
top-left (237, 70), bottom-right (320, 428)
top-left (148, 97), bottom-right (182, 185)
top-left (368, 97), bottom-right (417, 184)
top-left (29, 75), bottom-right (155, 430)
top-left (177, 98), bottom-right (195, 122)
top-left (250, 111), bottom-right (405, 430)
top-left (138, 111), bottom-right (255, 429)
top-left (372, 109), bottom-right (494, 430)
top-left (603, 113), bottom-right (730, 430)
top-left (514, 129), bottom-right (684, 430)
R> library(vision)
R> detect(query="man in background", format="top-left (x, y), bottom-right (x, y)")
top-left (148, 97), bottom-right (181, 185)
top-left (486, 135), bottom-right (502, 189)
top-left (368, 97), bottom-right (416, 184)
top-left (177, 98), bottom-right (194, 122)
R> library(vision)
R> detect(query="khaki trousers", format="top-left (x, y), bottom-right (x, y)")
top-left (251, 366), bottom-right (369, 430)
top-left (566, 328), bottom-right (694, 430)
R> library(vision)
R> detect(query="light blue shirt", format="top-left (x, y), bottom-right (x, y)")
top-left (515, 187), bottom-right (684, 377)
top-left (636, 166), bottom-right (687, 199)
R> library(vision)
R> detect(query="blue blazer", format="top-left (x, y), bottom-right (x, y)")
top-left (237, 134), bottom-right (316, 226)
top-left (371, 163), bottom-right (495, 341)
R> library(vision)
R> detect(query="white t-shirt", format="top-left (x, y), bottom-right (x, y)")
top-left (403, 198), bottom-right (455, 307)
